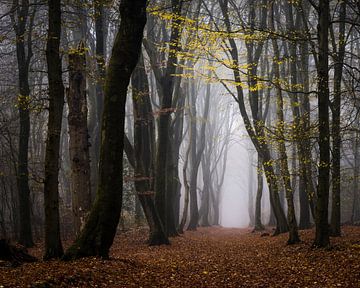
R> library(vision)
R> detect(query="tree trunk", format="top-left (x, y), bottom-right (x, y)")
top-left (285, 1), bottom-right (311, 229)
top-left (171, 86), bottom-right (185, 228)
top-left (299, 11), bottom-right (315, 224)
top-left (199, 156), bottom-right (211, 227)
top-left (63, 0), bottom-right (147, 260)
top-left (352, 130), bottom-right (360, 223)
top-left (88, 0), bottom-right (108, 198)
top-left (275, 90), bottom-right (299, 243)
top-left (314, 0), bottom-right (330, 248)
top-left (132, 53), bottom-right (169, 245)
top-left (11, 0), bottom-right (34, 248)
top-left (67, 42), bottom-right (92, 235)
top-left (44, 0), bottom-right (65, 260)
top-left (153, 0), bottom-right (183, 236)
top-left (248, 152), bottom-right (255, 227)
top-left (271, 2), bottom-right (300, 244)
top-left (330, 1), bottom-right (346, 237)
top-left (179, 115), bottom-right (191, 233)
top-left (254, 157), bottom-right (264, 231)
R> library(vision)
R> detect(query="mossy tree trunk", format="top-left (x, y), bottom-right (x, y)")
top-left (64, 0), bottom-right (147, 260)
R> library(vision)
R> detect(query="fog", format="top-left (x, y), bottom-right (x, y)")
top-left (220, 139), bottom-right (250, 228)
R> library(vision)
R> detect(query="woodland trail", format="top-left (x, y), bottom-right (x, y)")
top-left (1, 226), bottom-right (360, 287)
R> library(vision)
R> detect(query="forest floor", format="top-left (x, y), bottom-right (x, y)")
top-left (0, 226), bottom-right (360, 287)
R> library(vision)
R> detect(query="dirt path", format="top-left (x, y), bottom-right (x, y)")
top-left (1, 226), bottom-right (360, 287)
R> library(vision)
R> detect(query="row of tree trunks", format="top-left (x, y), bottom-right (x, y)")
top-left (149, 0), bottom-right (184, 237)
top-left (131, 53), bottom-right (169, 245)
top-left (63, 0), bottom-right (147, 260)
top-left (219, 0), bottom-right (289, 236)
top-left (270, 2), bottom-right (300, 244)
top-left (284, 0), bottom-right (312, 230)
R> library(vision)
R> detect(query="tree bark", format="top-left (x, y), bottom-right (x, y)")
top-left (152, 0), bottom-right (183, 236)
top-left (187, 84), bottom-right (199, 231)
top-left (132, 53), bottom-right (169, 245)
top-left (254, 156), bottom-right (264, 231)
top-left (11, 0), bottom-right (34, 248)
top-left (314, 0), bottom-right (330, 248)
top-left (67, 42), bottom-right (92, 235)
top-left (352, 129), bottom-right (360, 224)
top-left (330, 1), bottom-right (346, 237)
top-left (44, 0), bottom-right (65, 259)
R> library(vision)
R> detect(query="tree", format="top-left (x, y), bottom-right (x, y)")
top-left (67, 41), bottom-right (92, 235)
top-left (314, 0), bottom-right (331, 248)
top-left (270, 1), bottom-right (300, 244)
top-left (10, 0), bottom-right (35, 248)
top-left (330, 1), bottom-right (346, 237)
top-left (44, 0), bottom-right (65, 259)
top-left (131, 53), bottom-right (169, 245)
top-left (145, 0), bottom-right (184, 236)
top-left (64, 0), bottom-right (147, 259)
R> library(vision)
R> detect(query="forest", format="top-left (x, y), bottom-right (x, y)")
top-left (0, 0), bottom-right (360, 287)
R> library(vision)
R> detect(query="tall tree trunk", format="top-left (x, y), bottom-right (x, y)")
top-left (64, 0), bottom-right (147, 260)
top-left (132, 53), bottom-right (169, 245)
top-left (179, 114), bottom-right (191, 233)
top-left (199, 155), bottom-right (211, 227)
top-left (284, 0), bottom-right (312, 229)
top-left (44, 0), bottom-right (65, 260)
top-left (254, 157), bottom-right (264, 231)
top-left (89, 0), bottom-right (108, 197)
top-left (187, 91), bottom-right (199, 230)
top-left (270, 3), bottom-right (300, 244)
top-left (188, 79), bottom-right (211, 230)
top-left (330, 1), bottom-right (346, 237)
top-left (314, 0), bottom-right (330, 248)
top-left (67, 42), bottom-right (92, 235)
top-left (171, 86), bottom-right (185, 228)
top-left (11, 0), bottom-right (34, 248)
top-left (351, 130), bottom-right (360, 224)
top-left (299, 11), bottom-right (315, 224)
top-left (248, 152), bottom-right (255, 227)
top-left (153, 0), bottom-right (183, 236)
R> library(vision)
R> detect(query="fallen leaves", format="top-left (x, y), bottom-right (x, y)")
top-left (0, 226), bottom-right (359, 287)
